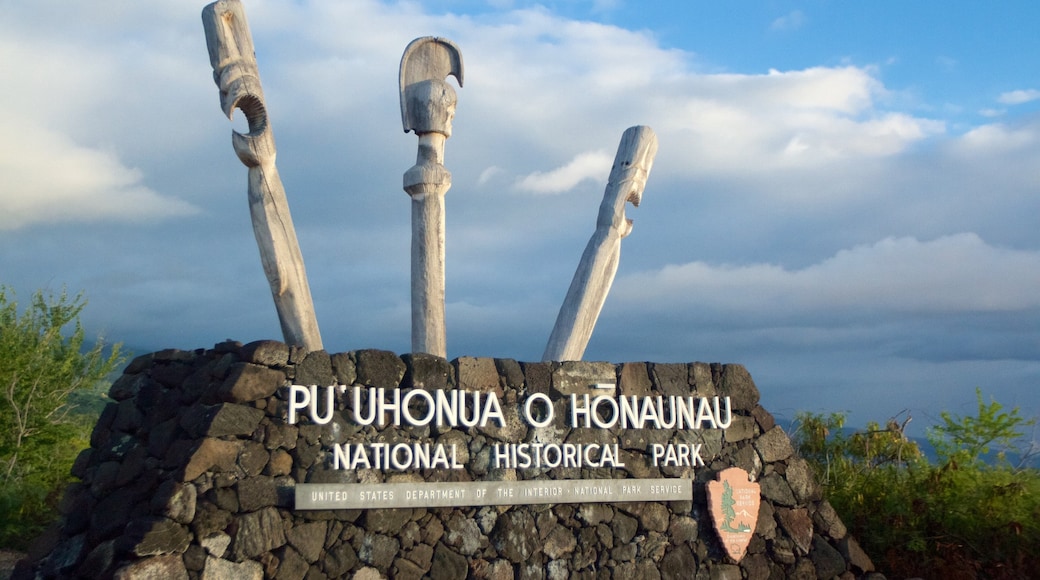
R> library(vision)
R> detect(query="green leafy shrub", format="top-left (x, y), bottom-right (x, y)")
top-left (0, 286), bottom-right (123, 549)
top-left (929, 388), bottom-right (1036, 468)
top-left (794, 393), bottom-right (1039, 579)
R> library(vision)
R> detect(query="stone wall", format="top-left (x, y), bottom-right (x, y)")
top-left (15, 340), bottom-right (883, 579)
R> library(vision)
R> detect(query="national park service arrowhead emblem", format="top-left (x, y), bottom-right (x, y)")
top-left (707, 467), bottom-right (760, 562)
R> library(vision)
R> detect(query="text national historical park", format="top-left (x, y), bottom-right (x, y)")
top-left (14, 343), bottom-right (880, 578)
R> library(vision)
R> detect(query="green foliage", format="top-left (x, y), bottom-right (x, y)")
top-left (929, 387), bottom-right (1036, 467)
top-left (0, 286), bottom-right (123, 549)
top-left (794, 410), bottom-right (922, 490)
top-left (794, 396), bottom-right (1040, 579)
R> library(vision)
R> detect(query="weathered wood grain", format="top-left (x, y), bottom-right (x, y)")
top-left (543, 126), bottom-right (658, 361)
top-left (203, 0), bottom-right (323, 351)
top-left (400, 37), bottom-right (464, 357)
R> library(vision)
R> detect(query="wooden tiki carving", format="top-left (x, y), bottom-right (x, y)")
top-left (202, 0), bottom-right (323, 351)
top-left (543, 125), bottom-right (658, 361)
top-left (399, 37), bottom-right (463, 357)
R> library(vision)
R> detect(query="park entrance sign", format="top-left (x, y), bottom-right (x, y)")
top-left (13, 344), bottom-right (879, 578)
top-left (287, 383), bottom-right (726, 509)
top-left (12, 0), bottom-right (881, 573)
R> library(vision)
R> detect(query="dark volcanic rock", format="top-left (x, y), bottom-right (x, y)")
top-left (295, 350), bottom-right (334, 388)
top-left (661, 546), bottom-right (698, 580)
top-left (493, 511), bottom-right (541, 563)
top-left (430, 542), bottom-right (468, 580)
top-left (776, 508), bottom-right (814, 555)
top-left (16, 344), bottom-right (879, 580)
top-left (754, 426), bottom-right (794, 463)
top-left (718, 364), bottom-right (759, 410)
top-left (232, 507), bottom-right (287, 561)
top-left (354, 349), bottom-right (407, 388)
top-left (286, 521), bottom-right (326, 563)
top-left (191, 403), bottom-right (265, 438)
top-left (403, 353), bottom-right (453, 390)
top-left (219, 362), bottom-right (286, 403)
top-left (811, 534), bottom-right (847, 579)
top-left (240, 340), bottom-right (291, 367)
top-left (112, 554), bottom-right (188, 580)
top-left (124, 517), bottom-right (191, 557)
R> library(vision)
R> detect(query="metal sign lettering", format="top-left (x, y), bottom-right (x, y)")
top-left (296, 478), bottom-right (692, 510)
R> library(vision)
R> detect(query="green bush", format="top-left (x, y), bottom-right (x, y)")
top-left (794, 393), bottom-right (1039, 579)
top-left (929, 388), bottom-right (1036, 469)
top-left (0, 286), bottom-right (123, 549)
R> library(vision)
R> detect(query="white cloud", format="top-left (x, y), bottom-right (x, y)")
top-left (632, 67), bottom-right (945, 181)
top-left (477, 166), bottom-right (504, 186)
top-left (0, 2), bottom-right (205, 230)
top-left (952, 122), bottom-right (1038, 154)
top-left (0, 116), bottom-right (199, 230)
top-left (770, 10), bottom-right (806, 31)
top-left (514, 150), bottom-right (613, 194)
top-left (615, 234), bottom-right (1040, 316)
top-left (0, 0), bottom-right (1036, 430)
top-left (998, 89), bottom-right (1040, 105)
top-left (155, 1), bottom-right (950, 198)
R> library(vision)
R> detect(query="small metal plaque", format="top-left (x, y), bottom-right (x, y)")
top-left (296, 478), bottom-right (692, 510)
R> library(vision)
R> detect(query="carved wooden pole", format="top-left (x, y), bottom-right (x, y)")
top-left (400, 37), bottom-right (463, 357)
top-left (202, 0), bottom-right (323, 351)
top-left (543, 126), bottom-right (658, 361)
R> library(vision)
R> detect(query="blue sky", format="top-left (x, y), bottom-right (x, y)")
top-left (1, 1), bottom-right (1038, 438)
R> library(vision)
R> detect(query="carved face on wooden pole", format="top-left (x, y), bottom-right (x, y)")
top-left (199, 12), bottom-right (660, 361)
top-left (399, 37), bottom-right (464, 357)
top-left (542, 126), bottom-right (658, 362)
top-left (404, 79), bottom-right (457, 138)
top-left (204, 1), bottom-right (266, 137)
